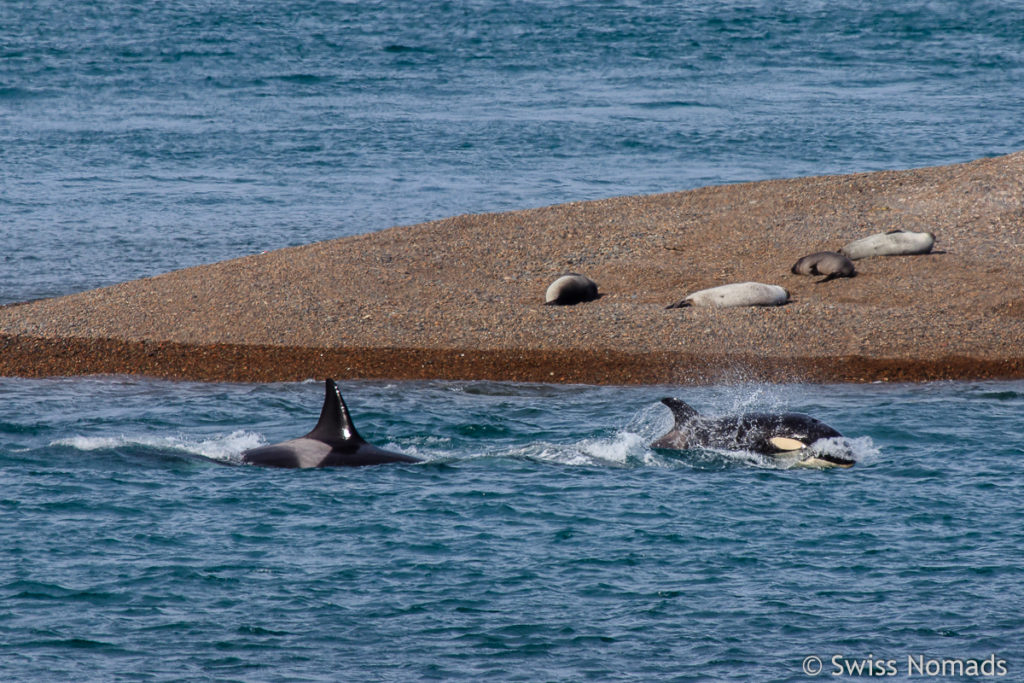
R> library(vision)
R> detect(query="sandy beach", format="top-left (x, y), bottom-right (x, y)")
top-left (2, 152), bottom-right (1022, 385)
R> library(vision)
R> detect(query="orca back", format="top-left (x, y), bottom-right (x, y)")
top-left (242, 379), bottom-right (420, 468)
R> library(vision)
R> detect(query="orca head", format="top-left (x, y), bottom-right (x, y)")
top-left (760, 413), bottom-right (855, 468)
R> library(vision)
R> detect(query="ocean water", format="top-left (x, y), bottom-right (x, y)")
top-left (3, 1), bottom-right (1024, 680)
top-left (3, 0), bottom-right (1023, 303)
top-left (2, 378), bottom-right (1023, 681)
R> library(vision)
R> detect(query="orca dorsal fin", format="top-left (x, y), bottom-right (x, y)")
top-left (307, 379), bottom-right (364, 443)
top-left (661, 397), bottom-right (699, 426)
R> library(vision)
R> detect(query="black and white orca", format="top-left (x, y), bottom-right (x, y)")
top-left (242, 379), bottom-right (421, 468)
top-left (651, 397), bottom-right (855, 468)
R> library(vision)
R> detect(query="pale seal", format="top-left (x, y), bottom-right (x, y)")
top-left (840, 230), bottom-right (935, 260)
top-left (544, 273), bottom-right (599, 305)
top-left (666, 282), bottom-right (789, 309)
top-left (790, 251), bottom-right (856, 282)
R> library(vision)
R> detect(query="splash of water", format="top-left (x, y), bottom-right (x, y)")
top-left (51, 430), bottom-right (264, 464)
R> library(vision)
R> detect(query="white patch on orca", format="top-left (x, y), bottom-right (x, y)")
top-left (769, 435), bottom-right (879, 469)
top-left (769, 436), bottom-right (807, 452)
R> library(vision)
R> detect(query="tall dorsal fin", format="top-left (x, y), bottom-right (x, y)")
top-left (306, 379), bottom-right (364, 443)
top-left (660, 397), bottom-right (699, 426)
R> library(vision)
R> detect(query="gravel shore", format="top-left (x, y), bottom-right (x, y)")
top-left (2, 152), bottom-right (1023, 385)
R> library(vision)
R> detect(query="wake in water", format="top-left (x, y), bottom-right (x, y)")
top-left (45, 383), bottom-right (879, 471)
top-left (51, 427), bottom-right (878, 471)
top-left (484, 395), bottom-right (881, 471)
top-left (51, 431), bottom-right (263, 465)
top-left (502, 430), bottom-right (879, 471)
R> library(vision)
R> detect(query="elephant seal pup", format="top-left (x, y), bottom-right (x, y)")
top-left (790, 251), bottom-right (856, 282)
top-left (666, 282), bottom-right (789, 309)
top-left (840, 229), bottom-right (935, 260)
top-left (544, 273), bottom-right (599, 305)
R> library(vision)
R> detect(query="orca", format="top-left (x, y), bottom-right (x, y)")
top-left (651, 398), bottom-right (854, 468)
top-left (241, 379), bottom-right (421, 468)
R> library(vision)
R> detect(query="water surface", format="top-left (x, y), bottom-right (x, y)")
top-left (3, 378), bottom-right (1022, 680)
top-left (3, 2), bottom-right (1023, 678)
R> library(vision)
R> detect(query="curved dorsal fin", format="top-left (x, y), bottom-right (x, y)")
top-left (307, 379), bottom-right (364, 443)
top-left (660, 397), bottom-right (699, 426)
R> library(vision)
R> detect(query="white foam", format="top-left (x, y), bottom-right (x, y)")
top-left (499, 429), bottom-right (669, 469)
top-left (841, 436), bottom-right (882, 465)
top-left (578, 430), bottom-right (652, 466)
top-left (51, 430), bottom-right (265, 464)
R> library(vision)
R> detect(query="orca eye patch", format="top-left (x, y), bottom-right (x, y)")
top-left (769, 437), bottom-right (807, 452)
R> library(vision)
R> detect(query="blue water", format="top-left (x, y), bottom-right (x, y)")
top-left (3, 0), bottom-right (1023, 303)
top-left (3, 379), bottom-right (1023, 681)
top-left (3, 1), bottom-right (1024, 680)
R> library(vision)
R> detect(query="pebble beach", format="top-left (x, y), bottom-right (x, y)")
top-left (2, 152), bottom-right (1022, 385)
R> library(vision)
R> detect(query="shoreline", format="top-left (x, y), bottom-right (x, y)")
top-left (2, 334), bottom-right (1023, 385)
top-left (2, 152), bottom-right (1023, 385)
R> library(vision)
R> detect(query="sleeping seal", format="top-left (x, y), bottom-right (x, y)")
top-left (840, 230), bottom-right (935, 260)
top-left (544, 273), bottom-right (599, 305)
top-left (666, 282), bottom-right (789, 309)
top-left (652, 397), bottom-right (855, 468)
top-left (790, 251), bottom-right (856, 282)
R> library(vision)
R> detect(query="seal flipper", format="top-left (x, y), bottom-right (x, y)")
top-left (660, 397), bottom-right (699, 427)
top-left (306, 379), bottom-right (365, 443)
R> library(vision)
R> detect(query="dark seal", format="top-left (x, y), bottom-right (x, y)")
top-left (544, 273), bottom-right (599, 305)
top-left (790, 251), bottom-right (856, 283)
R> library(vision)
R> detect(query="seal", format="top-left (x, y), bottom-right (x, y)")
top-left (241, 379), bottom-right (421, 468)
top-left (840, 229), bottom-right (935, 260)
top-left (666, 282), bottom-right (789, 309)
top-left (790, 251), bottom-right (856, 282)
top-left (544, 273), bottom-right (599, 305)
top-left (651, 397), bottom-right (855, 468)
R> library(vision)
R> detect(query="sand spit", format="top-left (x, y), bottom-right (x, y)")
top-left (2, 152), bottom-right (1023, 385)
